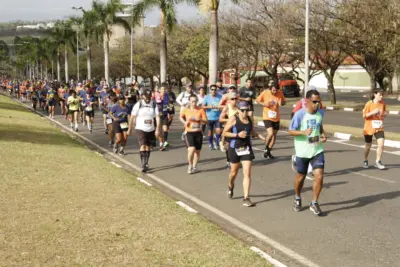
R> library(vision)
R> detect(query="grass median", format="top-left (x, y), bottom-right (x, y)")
top-left (0, 95), bottom-right (270, 266)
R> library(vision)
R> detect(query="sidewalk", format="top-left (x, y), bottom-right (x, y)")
top-left (0, 95), bottom-right (269, 266)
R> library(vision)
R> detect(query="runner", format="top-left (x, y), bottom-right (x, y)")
top-left (216, 78), bottom-right (227, 96)
top-left (84, 93), bottom-right (97, 133)
top-left (177, 84), bottom-right (195, 140)
top-left (104, 93), bottom-right (118, 147)
top-left (197, 86), bottom-right (207, 135)
top-left (157, 85), bottom-right (173, 151)
top-left (58, 84), bottom-right (67, 115)
top-left (47, 86), bottom-right (57, 119)
top-left (110, 95), bottom-right (132, 155)
top-left (128, 89), bottom-right (161, 172)
top-left (218, 85), bottom-right (237, 109)
top-left (238, 79), bottom-right (256, 119)
top-left (99, 85), bottom-right (110, 134)
top-left (362, 90), bottom-right (387, 169)
top-left (219, 92), bottom-right (239, 169)
top-left (203, 84), bottom-right (222, 150)
top-left (256, 80), bottom-right (286, 159)
top-left (288, 89), bottom-right (327, 216)
top-left (180, 94), bottom-right (208, 174)
top-left (31, 86), bottom-right (38, 110)
top-left (223, 101), bottom-right (267, 207)
top-left (67, 90), bottom-right (80, 131)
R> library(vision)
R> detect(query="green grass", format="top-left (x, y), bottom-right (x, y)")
top-left (0, 95), bottom-right (270, 267)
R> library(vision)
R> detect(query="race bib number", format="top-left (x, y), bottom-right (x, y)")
top-left (192, 123), bottom-right (200, 130)
top-left (120, 122), bottom-right (128, 129)
top-left (235, 146), bottom-right (250, 156)
top-left (85, 106), bottom-right (92, 111)
top-left (268, 110), bottom-right (277, 119)
top-left (144, 119), bottom-right (152, 126)
top-left (372, 120), bottom-right (383, 129)
top-left (308, 136), bottom-right (320, 144)
top-left (106, 118), bottom-right (113, 125)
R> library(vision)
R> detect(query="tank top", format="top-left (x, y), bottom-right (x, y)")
top-left (228, 104), bottom-right (238, 118)
top-left (229, 115), bottom-right (252, 148)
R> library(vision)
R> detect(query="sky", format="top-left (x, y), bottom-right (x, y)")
top-left (0, 0), bottom-right (233, 25)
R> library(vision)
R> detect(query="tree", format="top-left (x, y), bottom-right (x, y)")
top-left (198, 0), bottom-right (239, 85)
top-left (131, 0), bottom-right (197, 84)
top-left (92, 0), bottom-right (130, 85)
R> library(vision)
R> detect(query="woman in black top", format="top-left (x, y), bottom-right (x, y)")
top-left (222, 101), bottom-right (266, 207)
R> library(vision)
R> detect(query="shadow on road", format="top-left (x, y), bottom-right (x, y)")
top-left (321, 190), bottom-right (400, 215)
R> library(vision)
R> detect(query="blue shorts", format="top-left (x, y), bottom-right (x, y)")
top-left (207, 120), bottom-right (221, 131)
top-left (296, 152), bottom-right (325, 175)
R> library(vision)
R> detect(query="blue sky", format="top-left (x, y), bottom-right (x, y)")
top-left (0, 0), bottom-right (234, 25)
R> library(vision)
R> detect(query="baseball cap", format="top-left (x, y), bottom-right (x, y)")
top-left (143, 89), bottom-right (152, 97)
top-left (238, 101), bottom-right (250, 110)
top-left (228, 92), bottom-right (237, 99)
top-left (228, 84), bottom-right (236, 89)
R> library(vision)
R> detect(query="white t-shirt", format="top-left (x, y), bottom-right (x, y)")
top-left (177, 91), bottom-right (195, 107)
top-left (131, 100), bottom-right (159, 132)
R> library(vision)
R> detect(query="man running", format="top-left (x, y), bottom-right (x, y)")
top-left (110, 95), bottom-right (132, 155)
top-left (203, 84), bottom-right (222, 150)
top-left (288, 89), bottom-right (326, 216)
top-left (256, 80), bottom-right (286, 159)
top-left (180, 94), bottom-right (208, 174)
top-left (216, 78), bottom-right (227, 96)
top-left (223, 101), bottom-right (266, 207)
top-left (238, 79), bottom-right (256, 119)
top-left (363, 90), bottom-right (387, 169)
top-left (177, 84), bottom-right (195, 140)
top-left (128, 89), bottom-right (161, 172)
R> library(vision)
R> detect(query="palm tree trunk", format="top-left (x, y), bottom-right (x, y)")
top-left (209, 10), bottom-right (219, 85)
top-left (40, 62), bottom-right (43, 80)
top-left (160, 10), bottom-right (167, 83)
top-left (65, 45), bottom-right (69, 83)
top-left (57, 47), bottom-right (61, 81)
top-left (104, 36), bottom-right (110, 85)
top-left (87, 39), bottom-right (92, 80)
top-left (45, 63), bottom-right (48, 80)
top-left (51, 59), bottom-right (54, 80)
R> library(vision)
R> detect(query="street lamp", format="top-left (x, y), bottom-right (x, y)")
top-left (304, 0), bottom-right (310, 96)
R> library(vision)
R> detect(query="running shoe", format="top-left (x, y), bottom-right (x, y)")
top-left (75, 127), bottom-right (79, 132)
top-left (215, 145), bottom-right (220, 151)
top-left (113, 145), bottom-right (118, 154)
top-left (192, 165), bottom-right (199, 173)
top-left (141, 164), bottom-right (149, 173)
top-left (374, 161), bottom-right (386, 170)
top-left (263, 150), bottom-right (269, 159)
top-left (228, 185), bottom-right (234, 199)
top-left (164, 141), bottom-right (169, 147)
top-left (293, 198), bottom-right (302, 212)
top-left (267, 151), bottom-right (275, 159)
top-left (242, 198), bottom-right (254, 207)
top-left (225, 162), bottom-right (231, 169)
top-left (160, 145), bottom-right (166, 151)
top-left (309, 202), bottom-right (322, 216)
top-left (187, 165), bottom-right (193, 174)
top-left (363, 160), bottom-right (369, 169)
top-left (209, 144), bottom-right (215, 151)
top-left (105, 129), bottom-right (109, 135)
top-left (291, 155), bottom-right (297, 172)
top-left (109, 141), bottom-right (114, 147)
top-left (118, 147), bottom-right (125, 156)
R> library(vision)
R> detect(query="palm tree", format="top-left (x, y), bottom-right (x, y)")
top-left (92, 0), bottom-right (130, 85)
top-left (132, 0), bottom-right (197, 84)
top-left (199, 0), bottom-right (238, 84)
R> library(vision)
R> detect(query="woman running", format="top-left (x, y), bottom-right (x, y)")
top-left (47, 86), bottom-right (57, 119)
top-left (67, 90), bottom-right (80, 131)
top-left (110, 95), bottom-right (132, 155)
top-left (222, 101), bottom-right (266, 207)
top-left (84, 93), bottom-right (97, 133)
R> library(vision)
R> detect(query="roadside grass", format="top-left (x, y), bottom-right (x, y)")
top-left (0, 95), bottom-right (270, 267)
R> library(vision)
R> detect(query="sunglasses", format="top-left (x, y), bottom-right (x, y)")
top-left (210, 88), bottom-right (216, 91)
top-left (311, 100), bottom-right (321, 104)
top-left (230, 98), bottom-right (237, 100)
top-left (239, 109), bottom-right (249, 112)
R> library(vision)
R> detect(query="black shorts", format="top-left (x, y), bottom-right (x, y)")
top-left (48, 99), bottom-right (56, 106)
top-left (263, 120), bottom-right (280, 131)
top-left (114, 121), bottom-right (129, 134)
top-left (296, 152), bottom-right (325, 175)
top-left (248, 102), bottom-right (254, 112)
top-left (68, 109), bottom-right (78, 115)
top-left (207, 120), bottom-right (222, 131)
top-left (185, 132), bottom-right (203, 150)
top-left (85, 111), bottom-right (95, 118)
top-left (136, 130), bottom-right (156, 147)
top-left (364, 131), bottom-right (385, 143)
top-left (161, 115), bottom-right (172, 126)
top-left (227, 146), bottom-right (255, 163)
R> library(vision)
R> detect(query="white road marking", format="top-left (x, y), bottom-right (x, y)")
top-left (137, 177), bottom-right (152, 187)
top-left (176, 201), bottom-right (198, 213)
top-left (94, 151), bottom-right (103, 157)
top-left (347, 171), bottom-right (396, 184)
top-left (110, 162), bottom-right (122, 168)
top-left (343, 107), bottom-right (355, 112)
top-left (334, 132), bottom-right (352, 140)
top-left (389, 110), bottom-right (399, 115)
top-left (250, 246), bottom-right (288, 267)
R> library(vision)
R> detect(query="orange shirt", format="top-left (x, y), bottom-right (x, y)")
top-left (256, 90), bottom-right (286, 122)
top-left (363, 100), bottom-right (386, 135)
top-left (180, 107), bottom-right (207, 132)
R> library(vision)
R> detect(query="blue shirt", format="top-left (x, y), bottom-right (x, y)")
top-left (216, 87), bottom-right (227, 96)
top-left (99, 91), bottom-right (107, 102)
top-left (110, 104), bottom-right (132, 123)
top-left (203, 94), bottom-right (222, 121)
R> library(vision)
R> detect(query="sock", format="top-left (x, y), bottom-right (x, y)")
top-left (163, 131), bottom-right (168, 142)
top-left (312, 201), bottom-right (318, 205)
top-left (140, 151), bottom-right (145, 165)
top-left (208, 136), bottom-right (213, 146)
top-left (215, 134), bottom-right (221, 146)
top-left (75, 123), bottom-right (78, 128)
top-left (295, 196), bottom-right (301, 200)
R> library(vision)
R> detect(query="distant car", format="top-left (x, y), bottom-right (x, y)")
top-left (278, 74), bottom-right (300, 97)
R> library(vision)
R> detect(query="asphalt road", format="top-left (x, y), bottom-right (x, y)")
top-left (22, 102), bottom-right (400, 267)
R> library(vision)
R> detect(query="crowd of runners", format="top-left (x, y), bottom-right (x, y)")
top-left (0, 76), bottom-right (390, 215)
